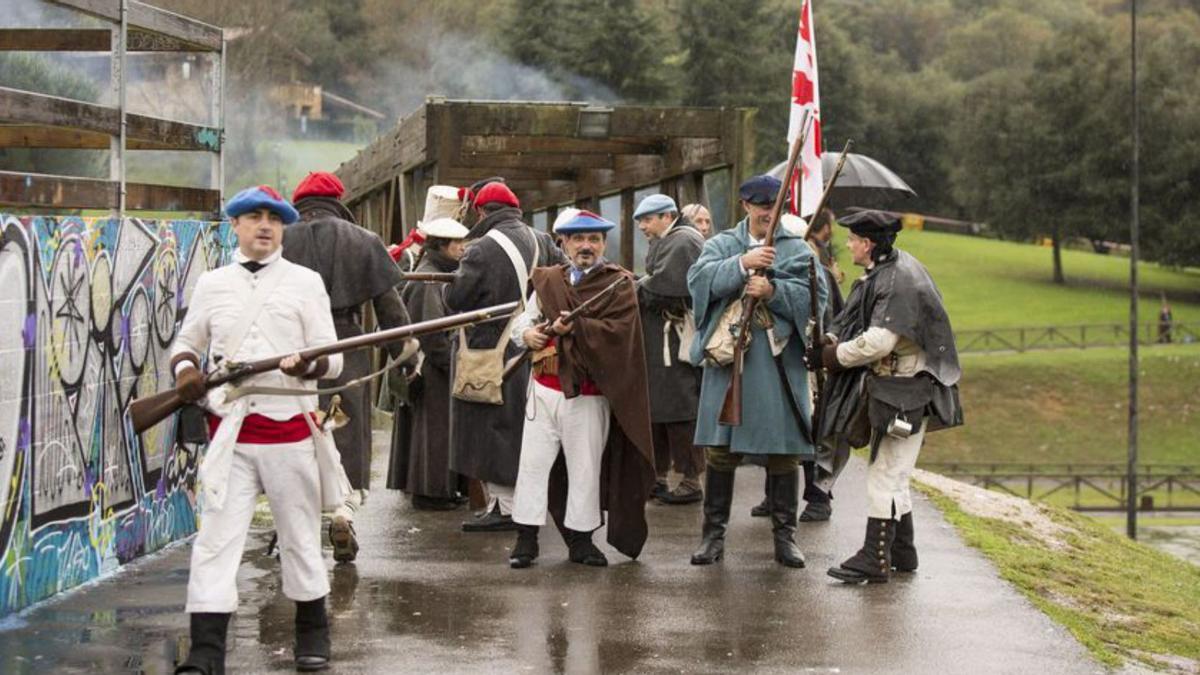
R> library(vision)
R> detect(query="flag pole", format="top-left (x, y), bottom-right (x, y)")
top-left (1126, 0), bottom-right (1140, 540)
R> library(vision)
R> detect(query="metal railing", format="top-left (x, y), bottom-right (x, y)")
top-left (956, 321), bottom-right (1198, 354)
top-left (921, 462), bottom-right (1200, 512)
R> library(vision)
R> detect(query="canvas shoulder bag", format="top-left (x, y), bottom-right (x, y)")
top-left (452, 228), bottom-right (538, 404)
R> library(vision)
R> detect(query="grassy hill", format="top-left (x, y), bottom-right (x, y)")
top-left (920, 343), bottom-right (1200, 466)
top-left (834, 229), bottom-right (1200, 329)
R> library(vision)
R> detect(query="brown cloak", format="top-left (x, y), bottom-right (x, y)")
top-left (531, 262), bottom-right (657, 559)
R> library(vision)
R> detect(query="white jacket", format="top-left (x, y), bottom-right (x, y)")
top-left (172, 250), bottom-right (343, 419)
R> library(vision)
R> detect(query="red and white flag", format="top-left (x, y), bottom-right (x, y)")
top-left (787, 0), bottom-right (823, 216)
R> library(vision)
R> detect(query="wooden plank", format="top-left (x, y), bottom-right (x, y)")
top-left (125, 182), bottom-right (219, 212)
top-left (439, 167), bottom-right (580, 183)
top-left (48, 0), bottom-right (222, 52)
top-left (608, 107), bottom-right (725, 138)
top-left (444, 102), bottom-right (583, 136)
top-left (454, 152), bottom-right (614, 171)
top-left (460, 135), bottom-right (665, 156)
top-left (0, 170), bottom-right (115, 209)
top-left (0, 89), bottom-right (220, 151)
top-left (0, 170), bottom-right (219, 212)
top-left (620, 188), bottom-right (634, 270)
top-left (0, 28), bottom-right (111, 51)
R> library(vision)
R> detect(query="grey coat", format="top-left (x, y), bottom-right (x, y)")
top-left (640, 219), bottom-right (704, 423)
top-left (444, 207), bottom-right (564, 485)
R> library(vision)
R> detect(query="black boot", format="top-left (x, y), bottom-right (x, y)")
top-left (563, 528), bottom-right (608, 566)
top-left (799, 461), bottom-right (832, 522)
top-left (690, 469), bottom-right (734, 565)
top-left (509, 525), bottom-right (540, 569)
top-left (175, 612), bottom-right (230, 675)
top-left (294, 597), bottom-right (331, 672)
top-left (891, 512), bottom-right (918, 572)
top-left (750, 473), bottom-right (769, 517)
top-left (768, 471), bottom-right (806, 568)
top-left (827, 518), bottom-right (895, 584)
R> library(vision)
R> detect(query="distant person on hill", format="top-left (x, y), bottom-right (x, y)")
top-left (682, 203), bottom-right (714, 238)
top-left (806, 210), bottom-right (963, 585)
top-left (1158, 295), bottom-right (1173, 344)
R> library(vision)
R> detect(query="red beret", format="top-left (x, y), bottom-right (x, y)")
top-left (474, 182), bottom-right (520, 209)
top-left (293, 171), bottom-right (345, 201)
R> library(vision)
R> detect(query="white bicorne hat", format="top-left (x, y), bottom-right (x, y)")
top-left (780, 213), bottom-right (809, 237)
top-left (418, 217), bottom-right (469, 239)
top-left (419, 185), bottom-right (468, 226)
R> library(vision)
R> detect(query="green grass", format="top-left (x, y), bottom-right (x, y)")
top-left (918, 481), bottom-right (1200, 670)
top-left (834, 229), bottom-right (1200, 329)
top-left (919, 343), bottom-right (1200, 466)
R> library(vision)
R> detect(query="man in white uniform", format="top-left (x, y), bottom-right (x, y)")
top-left (171, 185), bottom-right (343, 673)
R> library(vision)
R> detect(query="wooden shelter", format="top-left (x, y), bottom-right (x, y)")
top-left (336, 98), bottom-right (755, 270)
top-left (0, 0), bottom-right (223, 217)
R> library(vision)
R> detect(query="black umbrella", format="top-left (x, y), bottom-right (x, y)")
top-left (769, 152), bottom-right (916, 210)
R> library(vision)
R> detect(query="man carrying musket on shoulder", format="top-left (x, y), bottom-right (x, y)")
top-left (687, 175), bottom-right (827, 569)
top-left (171, 186), bottom-right (342, 673)
top-left (507, 211), bottom-right (657, 568)
top-left (806, 210), bottom-right (963, 584)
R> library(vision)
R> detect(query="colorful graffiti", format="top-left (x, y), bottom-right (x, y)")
top-left (0, 214), bottom-right (235, 616)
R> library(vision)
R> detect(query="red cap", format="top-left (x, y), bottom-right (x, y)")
top-left (474, 182), bottom-right (520, 209)
top-left (293, 171), bottom-right (345, 201)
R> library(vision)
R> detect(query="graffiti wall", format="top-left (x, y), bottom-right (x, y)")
top-left (0, 214), bottom-right (234, 616)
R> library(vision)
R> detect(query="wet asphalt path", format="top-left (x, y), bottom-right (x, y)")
top-left (0, 432), bottom-right (1102, 674)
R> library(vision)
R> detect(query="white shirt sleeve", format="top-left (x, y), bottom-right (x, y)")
top-left (835, 326), bottom-right (901, 369)
top-left (171, 275), bottom-right (210, 373)
top-left (510, 291), bottom-right (544, 348)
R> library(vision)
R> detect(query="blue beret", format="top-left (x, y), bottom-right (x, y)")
top-left (632, 194), bottom-right (678, 220)
top-left (738, 175), bottom-right (783, 206)
top-left (554, 210), bottom-right (615, 234)
top-left (225, 185), bottom-right (299, 224)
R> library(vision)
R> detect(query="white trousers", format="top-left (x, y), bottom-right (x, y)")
top-left (512, 382), bottom-right (610, 532)
top-left (866, 420), bottom-right (927, 520)
top-left (485, 482), bottom-right (515, 516)
top-left (333, 488), bottom-right (368, 522)
top-left (186, 440), bottom-right (329, 613)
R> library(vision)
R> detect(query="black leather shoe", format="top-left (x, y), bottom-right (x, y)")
top-left (564, 529), bottom-right (608, 567)
top-left (329, 516), bottom-right (358, 563)
top-left (509, 525), bottom-right (540, 568)
top-left (891, 512), bottom-right (918, 572)
top-left (691, 469), bottom-right (734, 565)
top-left (650, 480), bottom-right (669, 501)
top-left (660, 483), bottom-right (703, 505)
top-left (175, 612), bottom-right (230, 675)
top-left (799, 501), bottom-right (832, 522)
top-left (294, 597), bottom-right (331, 672)
top-left (768, 471), bottom-right (806, 568)
top-left (828, 518), bottom-right (894, 584)
top-left (461, 506), bottom-right (519, 533)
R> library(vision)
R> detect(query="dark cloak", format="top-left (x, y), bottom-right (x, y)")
top-left (639, 217), bottom-right (704, 423)
top-left (532, 262), bottom-right (657, 559)
top-left (387, 247), bottom-right (459, 497)
top-left (815, 249), bottom-right (963, 489)
top-left (444, 207), bottom-right (565, 485)
top-left (283, 196), bottom-right (412, 489)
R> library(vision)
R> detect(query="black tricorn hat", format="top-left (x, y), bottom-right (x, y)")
top-left (837, 210), bottom-right (903, 238)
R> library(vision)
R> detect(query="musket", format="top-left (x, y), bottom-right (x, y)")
top-left (501, 274), bottom-right (632, 381)
top-left (806, 139), bottom-right (853, 241)
top-left (807, 261), bottom-right (825, 446)
top-left (129, 301), bottom-right (521, 433)
top-left (718, 113), bottom-right (811, 427)
top-left (400, 272), bottom-right (457, 283)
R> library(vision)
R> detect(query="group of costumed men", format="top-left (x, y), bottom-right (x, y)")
top-left (169, 168), bottom-right (961, 673)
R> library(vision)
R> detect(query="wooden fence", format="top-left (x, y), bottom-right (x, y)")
top-left (956, 321), bottom-right (1198, 354)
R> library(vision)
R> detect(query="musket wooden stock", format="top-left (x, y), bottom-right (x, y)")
top-left (501, 275), bottom-right (631, 381)
top-left (128, 301), bottom-right (522, 433)
top-left (400, 272), bottom-right (456, 283)
top-left (718, 116), bottom-right (810, 427)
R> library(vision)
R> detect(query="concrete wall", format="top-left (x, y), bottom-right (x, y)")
top-left (0, 214), bottom-right (234, 616)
